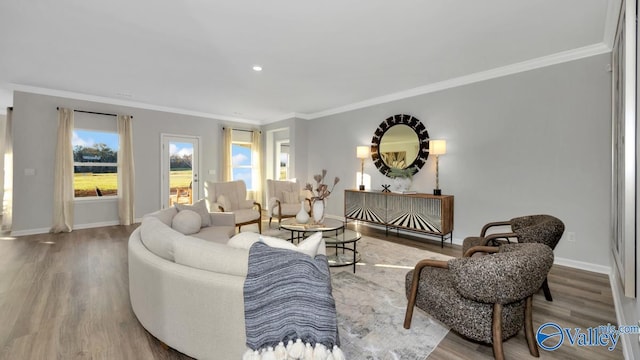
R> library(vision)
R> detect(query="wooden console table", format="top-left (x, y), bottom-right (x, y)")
top-left (344, 190), bottom-right (454, 247)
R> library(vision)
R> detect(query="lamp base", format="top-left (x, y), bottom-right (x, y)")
top-left (359, 185), bottom-right (365, 191)
top-left (433, 189), bottom-right (442, 196)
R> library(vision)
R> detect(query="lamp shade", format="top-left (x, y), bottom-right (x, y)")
top-left (430, 140), bottom-right (447, 155)
top-left (356, 145), bottom-right (370, 159)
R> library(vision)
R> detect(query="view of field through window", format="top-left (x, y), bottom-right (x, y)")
top-left (73, 130), bottom-right (119, 197)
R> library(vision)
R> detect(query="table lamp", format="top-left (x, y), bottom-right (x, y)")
top-left (356, 146), bottom-right (370, 190)
top-left (430, 140), bottom-right (446, 195)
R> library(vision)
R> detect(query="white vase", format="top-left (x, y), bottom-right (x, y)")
top-left (393, 177), bottom-right (412, 192)
top-left (312, 199), bottom-right (325, 224)
top-left (295, 201), bottom-right (309, 224)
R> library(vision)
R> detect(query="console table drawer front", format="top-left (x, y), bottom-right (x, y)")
top-left (345, 191), bottom-right (386, 223)
top-left (387, 197), bottom-right (440, 232)
top-left (387, 196), bottom-right (442, 233)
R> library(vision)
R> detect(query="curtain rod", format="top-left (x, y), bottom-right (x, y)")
top-left (223, 127), bottom-right (261, 134)
top-left (56, 107), bottom-right (133, 118)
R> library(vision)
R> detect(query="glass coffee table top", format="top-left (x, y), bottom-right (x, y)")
top-left (279, 218), bottom-right (345, 232)
top-left (278, 219), bottom-right (361, 272)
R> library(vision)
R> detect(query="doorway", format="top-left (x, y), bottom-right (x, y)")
top-left (161, 135), bottom-right (200, 209)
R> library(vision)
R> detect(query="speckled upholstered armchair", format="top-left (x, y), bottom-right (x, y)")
top-left (404, 243), bottom-right (554, 360)
top-left (461, 214), bottom-right (564, 301)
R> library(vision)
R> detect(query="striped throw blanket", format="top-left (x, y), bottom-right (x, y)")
top-left (243, 242), bottom-right (340, 351)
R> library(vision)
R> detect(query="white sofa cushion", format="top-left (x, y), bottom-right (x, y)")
top-left (140, 216), bottom-right (184, 261)
top-left (192, 225), bottom-right (236, 244)
top-left (145, 206), bottom-right (177, 226)
top-left (227, 232), bottom-right (261, 249)
top-left (171, 209), bottom-right (202, 235)
top-left (260, 232), bottom-right (324, 257)
top-left (229, 232), bottom-right (325, 257)
top-left (175, 199), bottom-right (212, 227)
top-left (174, 236), bottom-right (249, 277)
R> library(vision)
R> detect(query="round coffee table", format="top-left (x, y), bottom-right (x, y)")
top-left (280, 218), bottom-right (361, 272)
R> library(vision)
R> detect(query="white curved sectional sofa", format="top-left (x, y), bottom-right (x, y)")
top-left (128, 206), bottom-right (251, 359)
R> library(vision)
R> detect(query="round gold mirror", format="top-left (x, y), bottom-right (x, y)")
top-left (379, 124), bottom-right (420, 169)
top-left (371, 114), bottom-right (430, 177)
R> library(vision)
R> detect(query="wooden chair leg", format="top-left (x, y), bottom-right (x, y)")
top-left (269, 217), bottom-right (273, 227)
top-left (524, 296), bottom-right (540, 357)
top-left (542, 277), bottom-right (553, 301)
top-left (403, 270), bottom-right (422, 329)
top-left (492, 303), bottom-right (505, 360)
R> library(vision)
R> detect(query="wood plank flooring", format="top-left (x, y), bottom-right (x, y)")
top-left (0, 222), bottom-right (623, 359)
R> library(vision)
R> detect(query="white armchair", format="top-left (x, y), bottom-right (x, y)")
top-left (266, 179), bottom-right (312, 227)
top-left (204, 180), bottom-right (262, 233)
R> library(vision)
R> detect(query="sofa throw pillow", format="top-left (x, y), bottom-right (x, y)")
top-left (281, 190), bottom-right (299, 204)
top-left (217, 194), bottom-right (231, 211)
top-left (227, 232), bottom-right (262, 249)
top-left (175, 199), bottom-right (211, 227)
top-left (259, 232), bottom-right (325, 257)
top-left (171, 209), bottom-right (202, 235)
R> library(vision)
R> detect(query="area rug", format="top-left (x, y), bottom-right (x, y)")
top-left (329, 236), bottom-right (452, 360)
top-left (243, 224), bottom-right (454, 359)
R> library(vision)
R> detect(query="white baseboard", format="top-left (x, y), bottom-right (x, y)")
top-left (553, 256), bottom-right (611, 274)
top-left (11, 220), bottom-right (122, 237)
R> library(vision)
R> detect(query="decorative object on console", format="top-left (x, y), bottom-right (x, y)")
top-left (429, 139), bottom-right (446, 195)
top-left (387, 166), bottom-right (417, 192)
top-left (381, 184), bottom-right (391, 192)
top-left (370, 114), bottom-right (430, 178)
top-left (356, 145), bottom-right (370, 191)
top-left (305, 169), bottom-right (340, 225)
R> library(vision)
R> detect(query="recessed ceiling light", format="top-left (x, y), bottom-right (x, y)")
top-left (252, 65), bottom-right (263, 72)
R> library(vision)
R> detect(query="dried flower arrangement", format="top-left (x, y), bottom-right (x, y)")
top-left (305, 169), bottom-right (340, 200)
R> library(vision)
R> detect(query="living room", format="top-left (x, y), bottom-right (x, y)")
top-left (0, 1), bottom-right (638, 359)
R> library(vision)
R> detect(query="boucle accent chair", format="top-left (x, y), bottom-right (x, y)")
top-left (461, 214), bottom-right (564, 301)
top-left (266, 179), bottom-right (312, 227)
top-left (404, 243), bottom-right (554, 360)
top-left (204, 180), bottom-right (262, 233)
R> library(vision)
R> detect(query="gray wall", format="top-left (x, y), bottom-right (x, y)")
top-left (11, 91), bottom-right (251, 233)
top-left (10, 53), bottom-right (612, 270)
top-left (305, 53), bottom-right (611, 268)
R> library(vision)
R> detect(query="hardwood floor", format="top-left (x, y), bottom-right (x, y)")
top-left (0, 223), bottom-right (623, 359)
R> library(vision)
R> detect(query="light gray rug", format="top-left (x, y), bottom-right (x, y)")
top-left (246, 224), bottom-right (453, 359)
top-left (329, 236), bottom-right (451, 360)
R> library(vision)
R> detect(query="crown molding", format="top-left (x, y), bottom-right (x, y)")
top-left (303, 43), bottom-right (611, 120)
top-left (603, 0), bottom-right (623, 49)
top-left (9, 84), bottom-right (262, 125)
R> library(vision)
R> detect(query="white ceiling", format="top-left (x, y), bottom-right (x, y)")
top-left (0, 0), bottom-right (618, 124)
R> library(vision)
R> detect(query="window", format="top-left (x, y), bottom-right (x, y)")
top-left (231, 142), bottom-right (253, 189)
top-left (72, 129), bottom-right (119, 197)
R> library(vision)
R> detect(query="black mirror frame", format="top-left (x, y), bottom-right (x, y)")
top-left (370, 114), bottom-right (430, 177)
